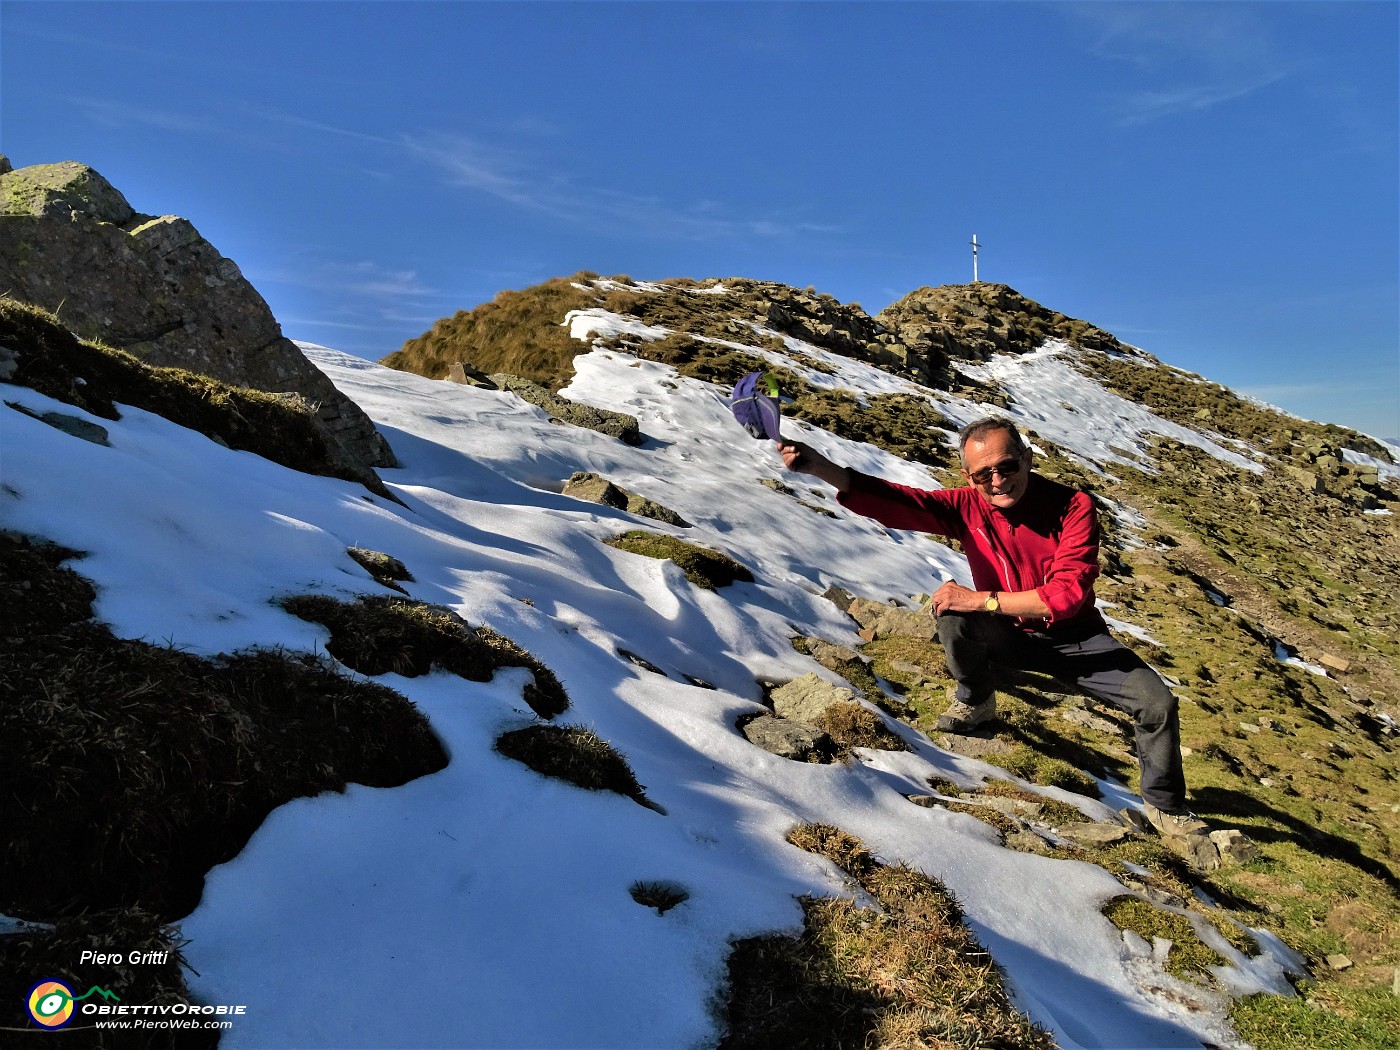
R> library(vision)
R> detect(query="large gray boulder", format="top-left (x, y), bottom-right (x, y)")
top-left (0, 159), bottom-right (395, 469)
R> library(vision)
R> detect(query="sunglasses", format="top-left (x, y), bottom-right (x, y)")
top-left (965, 457), bottom-right (1024, 485)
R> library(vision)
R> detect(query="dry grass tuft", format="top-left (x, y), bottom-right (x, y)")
top-left (816, 701), bottom-right (910, 754)
top-left (0, 533), bottom-right (448, 920)
top-left (347, 547), bottom-right (414, 592)
top-left (629, 881), bottom-right (689, 914)
top-left (787, 823), bottom-right (879, 880)
top-left (721, 823), bottom-right (1055, 1048)
top-left (495, 724), bottom-right (660, 811)
top-left (281, 593), bottom-right (568, 718)
top-left (0, 908), bottom-right (208, 1046)
top-left (382, 275), bottom-right (599, 388)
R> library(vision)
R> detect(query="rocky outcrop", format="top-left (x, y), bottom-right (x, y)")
top-left (562, 471), bottom-right (690, 527)
top-left (0, 158), bottom-right (395, 469)
top-left (490, 374), bottom-right (642, 445)
top-left (876, 283), bottom-right (1124, 372)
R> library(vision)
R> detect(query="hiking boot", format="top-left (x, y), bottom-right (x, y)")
top-left (1141, 803), bottom-right (1209, 839)
top-left (936, 694), bottom-right (997, 733)
top-left (1141, 803), bottom-right (1220, 871)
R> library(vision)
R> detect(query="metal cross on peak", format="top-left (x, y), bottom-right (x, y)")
top-left (970, 234), bottom-right (982, 283)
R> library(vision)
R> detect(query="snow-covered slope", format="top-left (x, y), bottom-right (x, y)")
top-left (2, 324), bottom-right (1310, 1049)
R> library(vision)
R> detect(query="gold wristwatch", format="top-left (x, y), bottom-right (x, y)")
top-left (983, 591), bottom-right (1000, 613)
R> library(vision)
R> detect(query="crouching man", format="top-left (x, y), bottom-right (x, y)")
top-left (780, 416), bottom-right (1219, 867)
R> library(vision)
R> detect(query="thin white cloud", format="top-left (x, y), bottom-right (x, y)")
top-left (281, 318), bottom-right (384, 331)
top-left (64, 96), bottom-right (226, 137)
top-left (1061, 3), bottom-right (1303, 125)
top-left (256, 259), bottom-right (439, 303)
top-left (402, 130), bottom-right (835, 242)
top-left (61, 90), bottom-right (842, 248)
top-left (1117, 68), bottom-right (1295, 127)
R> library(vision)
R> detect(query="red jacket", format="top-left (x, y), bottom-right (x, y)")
top-left (838, 470), bottom-right (1105, 638)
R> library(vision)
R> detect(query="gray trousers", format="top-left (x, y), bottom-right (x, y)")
top-left (937, 612), bottom-right (1187, 812)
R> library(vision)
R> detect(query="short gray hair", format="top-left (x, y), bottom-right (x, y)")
top-left (957, 417), bottom-right (1026, 464)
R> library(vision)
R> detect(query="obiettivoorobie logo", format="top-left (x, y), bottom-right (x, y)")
top-left (26, 980), bottom-right (120, 1030)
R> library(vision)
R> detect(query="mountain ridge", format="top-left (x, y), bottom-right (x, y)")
top-left (3, 169), bottom-right (1398, 1046)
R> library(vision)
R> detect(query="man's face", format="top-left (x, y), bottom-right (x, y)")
top-left (961, 431), bottom-right (1032, 511)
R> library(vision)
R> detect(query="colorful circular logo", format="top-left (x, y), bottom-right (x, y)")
top-left (27, 980), bottom-right (76, 1029)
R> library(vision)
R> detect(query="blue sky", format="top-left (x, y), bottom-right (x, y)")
top-left (4, 1), bottom-right (1397, 438)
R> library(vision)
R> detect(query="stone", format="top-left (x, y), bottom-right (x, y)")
top-left (1209, 828), bottom-right (1260, 866)
top-left (805, 639), bottom-right (866, 671)
top-left (347, 547), bottom-right (413, 586)
top-left (0, 344), bottom-right (17, 381)
top-left (937, 732), bottom-right (1015, 759)
top-left (446, 361), bottom-right (498, 389)
top-left (769, 673), bottom-right (856, 724)
top-left (6, 402), bottom-right (110, 446)
top-left (847, 596), bottom-right (939, 641)
top-left (889, 659), bottom-right (930, 681)
top-left (563, 471), bottom-right (629, 510)
top-left (1319, 653), bottom-right (1352, 674)
top-left (1057, 822), bottom-right (1132, 847)
top-left (759, 477), bottom-right (795, 495)
top-left (1059, 705), bottom-right (1128, 737)
top-left (1285, 465), bottom-right (1324, 493)
top-left (0, 160), bottom-right (395, 471)
top-left (740, 714), bottom-right (830, 761)
top-left (562, 471), bottom-right (691, 527)
top-left (821, 586), bottom-right (855, 613)
top-left (260, 393), bottom-right (390, 497)
top-left (1005, 829), bottom-right (1054, 855)
top-left (619, 649), bottom-right (667, 676)
top-left (1161, 831), bottom-right (1222, 872)
top-left (623, 495), bottom-right (690, 528)
top-left (1325, 954), bottom-right (1354, 971)
top-left (970, 795), bottom-right (1043, 819)
top-left (490, 374), bottom-right (641, 444)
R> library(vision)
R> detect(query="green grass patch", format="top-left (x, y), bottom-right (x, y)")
top-left (604, 530), bottom-right (753, 590)
top-left (983, 743), bottom-right (1102, 796)
top-left (1229, 984), bottom-right (1400, 1050)
top-left (1102, 895), bottom-right (1229, 981)
top-left (784, 390), bottom-right (953, 468)
top-left (926, 776), bottom-right (967, 798)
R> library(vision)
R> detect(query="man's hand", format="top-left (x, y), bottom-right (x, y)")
top-left (779, 440), bottom-right (851, 492)
top-left (930, 581), bottom-right (1051, 619)
top-left (929, 580), bottom-right (990, 615)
